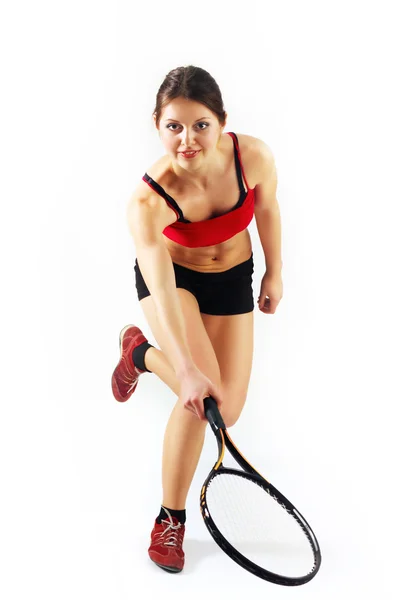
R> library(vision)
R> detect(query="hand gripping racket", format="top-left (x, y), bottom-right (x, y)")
top-left (200, 397), bottom-right (322, 586)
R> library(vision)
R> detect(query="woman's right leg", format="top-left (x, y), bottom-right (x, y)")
top-left (143, 345), bottom-right (180, 396)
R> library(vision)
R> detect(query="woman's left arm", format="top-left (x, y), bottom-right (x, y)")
top-left (253, 140), bottom-right (283, 314)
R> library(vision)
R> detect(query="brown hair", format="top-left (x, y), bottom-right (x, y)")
top-left (153, 65), bottom-right (227, 128)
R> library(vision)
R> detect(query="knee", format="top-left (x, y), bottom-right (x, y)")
top-left (220, 396), bottom-right (247, 429)
top-left (222, 413), bottom-right (240, 429)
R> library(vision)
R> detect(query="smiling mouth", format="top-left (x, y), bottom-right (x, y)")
top-left (180, 150), bottom-right (200, 156)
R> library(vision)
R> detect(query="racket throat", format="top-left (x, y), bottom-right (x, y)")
top-left (214, 430), bottom-right (225, 470)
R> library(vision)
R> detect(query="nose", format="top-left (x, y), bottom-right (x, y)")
top-left (180, 128), bottom-right (195, 148)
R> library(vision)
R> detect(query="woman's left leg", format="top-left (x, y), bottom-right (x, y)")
top-left (200, 310), bottom-right (254, 428)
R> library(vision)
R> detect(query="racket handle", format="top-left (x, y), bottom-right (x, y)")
top-left (204, 396), bottom-right (226, 431)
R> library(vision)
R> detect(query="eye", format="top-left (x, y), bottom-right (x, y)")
top-left (166, 122), bottom-right (209, 131)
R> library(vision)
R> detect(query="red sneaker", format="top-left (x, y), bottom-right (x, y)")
top-left (148, 511), bottom-right (185, 573)
top-left (111, 325), bottom-right (148, 402)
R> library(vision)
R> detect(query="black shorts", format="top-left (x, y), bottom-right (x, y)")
top-left (134, 253), bottom-right (255, 316)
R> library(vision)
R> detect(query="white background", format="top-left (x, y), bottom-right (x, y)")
top-left (1, 0), bottom-right (399, 598)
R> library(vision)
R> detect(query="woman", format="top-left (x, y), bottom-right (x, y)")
top-left (111, 65), bottom-right (283, 573)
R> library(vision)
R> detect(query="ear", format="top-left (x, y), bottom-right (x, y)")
top-left (153, 114), bottom-right (159, 130)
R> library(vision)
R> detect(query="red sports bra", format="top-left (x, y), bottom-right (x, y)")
top-left (142, 131), bottom-right (255, 248)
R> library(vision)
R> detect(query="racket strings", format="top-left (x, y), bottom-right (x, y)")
top-left (205, 472), bottom-right (316, 577)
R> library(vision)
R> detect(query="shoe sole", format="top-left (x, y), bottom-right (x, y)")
top-left (119, 324), bottom-right (136, 354)
top-left (150, 558), bottom-right (183, 573)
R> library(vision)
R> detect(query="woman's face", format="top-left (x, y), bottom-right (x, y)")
top-left (155, 97), bottom-right (225, 167)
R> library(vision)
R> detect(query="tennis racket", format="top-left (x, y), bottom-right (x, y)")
top-left (200, 396), bottom-right (321, 586)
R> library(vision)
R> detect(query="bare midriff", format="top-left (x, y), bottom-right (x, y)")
top-left (163, 228), bottom-right (253, 272)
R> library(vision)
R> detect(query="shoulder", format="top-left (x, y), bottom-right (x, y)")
top-left (235, 132), bottom-right (273, 156)
top-left (130, 155), bottom-right (170, 205)
top-left (127, 155), bottom-right (178, 228)
top-left (234, 133), bottom-right (276, 188)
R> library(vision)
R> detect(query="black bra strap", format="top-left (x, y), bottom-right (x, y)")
top-left (229, 132), bottom-right (247, 194)
top-left (142, 173), bottom-right (189, 222)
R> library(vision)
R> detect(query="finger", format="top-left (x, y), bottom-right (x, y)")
top-left (198, 405), bottom-right (207, 421)
top-left (210, 392), bottom-right (223, 408)
top-left (192, 403), bottom-right (202, 419)
top-left (269, 298), bottom-right (279, 311)
top-left (186, 404), bottom-right (197, 417)
top-left (258, 296), bottom-right (270, 309)
top-left (192, 400), bottom-right (206, 420)
top-left (260, 305), bottom-right (272, 312)
top-left (261, 300), bottom-right (277, 313)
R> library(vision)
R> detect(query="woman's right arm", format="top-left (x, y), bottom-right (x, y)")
top-left (127, 192), bottom-right (196, 378)
top-left (126, 186), bottom-right (224, 419)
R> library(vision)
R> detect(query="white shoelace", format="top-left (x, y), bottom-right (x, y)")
top-left (123, 364), bottom-right (143, 394)
top-left (155, 508), bottom-right (182, 547)
top-left (126, 378), bottom-right (138, 394)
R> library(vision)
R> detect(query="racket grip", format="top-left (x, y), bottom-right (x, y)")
top-left (204, 396), bottom-right (226, 431)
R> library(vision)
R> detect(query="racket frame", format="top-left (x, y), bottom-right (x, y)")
top-left (200, 397), bottom-right (322, 586)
